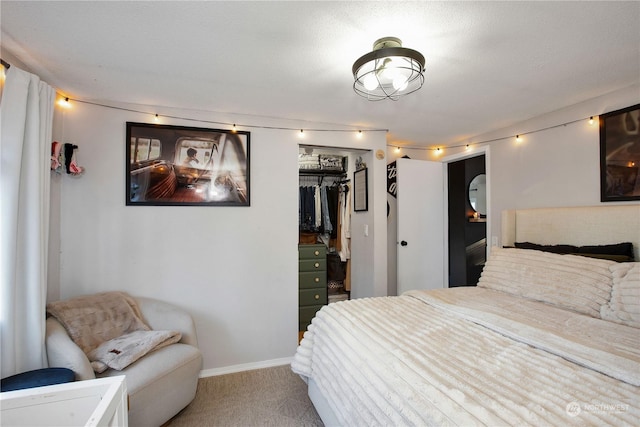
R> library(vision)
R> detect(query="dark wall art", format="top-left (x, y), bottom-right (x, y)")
top-left (126, 122), bottom-right (250, 206)
top-left (354, 167), bottom-right (368, 212)
top-left (600, 104), bottom-right (640, 202)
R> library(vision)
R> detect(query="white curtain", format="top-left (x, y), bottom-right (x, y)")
top-left (0, 66), bottom-right (55, 378)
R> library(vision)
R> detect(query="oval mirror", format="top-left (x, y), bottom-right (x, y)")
top-left (468, 174), bottom-right (486, 215)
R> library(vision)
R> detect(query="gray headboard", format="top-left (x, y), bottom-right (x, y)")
top-left (501, 205), bottom-right (640, 261)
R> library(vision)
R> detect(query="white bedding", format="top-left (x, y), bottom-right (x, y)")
top-left (291, 288), bottom-right (640, 426)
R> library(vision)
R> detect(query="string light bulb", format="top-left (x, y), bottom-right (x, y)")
top-left (298, 129), bottom-right (304, 139)
top-left (231, 124), bottom-right (237, 133)
top-left (57, 97), bottom-right (71, 108)
top-left (357, 130), bottom-right (363, 139)
top-left (395, 146), bottom-right (401, 153)
top-left (154, 114), bottom-right (159, 122)
top-left (589, 116), bottom-right (595, 125)
top-left (515, 134), bottom-right (523, 143)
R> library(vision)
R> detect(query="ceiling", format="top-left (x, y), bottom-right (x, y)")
top-left (2, 1), bottom-right (639, 148)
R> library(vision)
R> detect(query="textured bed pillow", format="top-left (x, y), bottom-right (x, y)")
top-left (601, 263), bottom-right (640, 328)
top-left (478, 247), bottom-right (615, 317)
top-left (578, 242), bottom-right (634, 260)
top-left (514, 242), bottom-right (578, 254)
top-left (514, 241), bottom-right (634, 262)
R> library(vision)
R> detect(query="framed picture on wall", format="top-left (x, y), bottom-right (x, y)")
top-left (599, 104), bottom-right (640, 202)
top-left (126, 122), bottom-right (250, 206)
top-left (354, 168), bottom-right (368, 212)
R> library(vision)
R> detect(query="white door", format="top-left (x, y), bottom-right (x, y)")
top-left (396, 158), bottom-right (445, 294)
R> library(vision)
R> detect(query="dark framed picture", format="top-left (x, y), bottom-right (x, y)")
top-left (600, 104), bottom-right (640, 202)
top-left (354, 168), bottom-right (368, 212)
top-left (126, 122), bottom-right (250, 206)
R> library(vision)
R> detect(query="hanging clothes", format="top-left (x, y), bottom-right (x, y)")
top-left (338, 184), bottom-right (351, 262)
top-left (325, 186), bottom-right (339, 239)
top-left (299, 182), bottom-right (341, 234)
top-left (320, 186), bottom-right (332, 235)
top-left (314, 186), bottom-right (321, 229)
top-left (299, 186), bottom-right (316, 231)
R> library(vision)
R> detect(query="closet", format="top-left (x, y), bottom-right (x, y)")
top-left (298, 146), bottom-right (354, 335)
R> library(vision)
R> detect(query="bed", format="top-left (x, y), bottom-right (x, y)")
top-left (292, 205), bottom-right (640, 426)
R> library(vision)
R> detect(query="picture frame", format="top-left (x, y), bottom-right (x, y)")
top-left (599, 104), bottom-right (640, 202)
top-left (353, 168), bottom-right (368, 212)
top-left (126, 122), bottom-right (250, 206)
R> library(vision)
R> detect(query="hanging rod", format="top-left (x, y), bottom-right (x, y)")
top-left (1, 58), bottom-right (10, 69)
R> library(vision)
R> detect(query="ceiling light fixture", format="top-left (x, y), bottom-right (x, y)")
top-left (352, 37), bottom-right (426, 101)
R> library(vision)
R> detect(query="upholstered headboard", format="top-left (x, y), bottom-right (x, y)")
top-left (502, 205), bottom-right (640, 261)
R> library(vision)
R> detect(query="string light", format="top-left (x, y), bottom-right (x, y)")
top-left (59, 97), bottom-right (387, 138)
top-left (386, 115), bottom-right (600, 152)
top-left (57, 97), bottom-right (71, 108)
top-left (231, 124), bottom-right (237, 133)
top-left (53, 96), bottom-right (601, 149)
top-left (154, 114), bottom-right (159, 122)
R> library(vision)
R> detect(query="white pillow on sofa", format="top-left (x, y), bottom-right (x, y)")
top-left (478, 247), bottom-right (615, 318)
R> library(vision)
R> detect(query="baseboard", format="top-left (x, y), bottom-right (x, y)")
top-left (199, 357), bottom-right (294, 378)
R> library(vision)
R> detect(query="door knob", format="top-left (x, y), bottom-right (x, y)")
top-left (400, 240), bottom-right (408, 246)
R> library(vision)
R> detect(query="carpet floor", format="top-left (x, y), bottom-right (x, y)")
top-left (165, 364), bottom-right (324, 427)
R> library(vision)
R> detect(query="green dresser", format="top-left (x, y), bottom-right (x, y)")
top-left (299, 244), bottom-right (327, 331)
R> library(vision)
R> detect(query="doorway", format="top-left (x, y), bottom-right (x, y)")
top-left (447, 154), bottom-right (487, 287)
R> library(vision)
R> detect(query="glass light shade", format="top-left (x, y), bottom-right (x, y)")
top-left (392, 75), bottom-right (409, 91)
top-left (363, 73), bottom-right (379, 91)
top-left (352, 38), bottom-right (425, 101)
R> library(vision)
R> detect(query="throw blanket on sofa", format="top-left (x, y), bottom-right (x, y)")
top-left (47, 291), bottom-right (182, 372)
top-left (88, 329), bottom-right (181, 373)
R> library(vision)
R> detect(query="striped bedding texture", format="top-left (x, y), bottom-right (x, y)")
top-left (291, 250), bottom-right (640, 426)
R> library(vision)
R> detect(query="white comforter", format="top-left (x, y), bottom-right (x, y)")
top-left (291, 288), bottom-right (639, 426)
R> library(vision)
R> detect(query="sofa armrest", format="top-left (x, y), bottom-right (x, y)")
top-left (45, 317), bottom-right (96, 381)
top-left (135, 297), bottom-right (199, 347)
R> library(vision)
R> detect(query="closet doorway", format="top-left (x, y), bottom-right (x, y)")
top-left (297, 144), bottom-right (369, 337)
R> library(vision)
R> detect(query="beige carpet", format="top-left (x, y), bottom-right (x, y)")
top-left (165, 364), bottom-right (324, 427)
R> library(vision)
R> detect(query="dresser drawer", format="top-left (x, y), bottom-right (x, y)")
top-left (299, 288), bottom-right (327, 306)
top-left (299, 244), bottom-right (326, 260)
top-left (299, 271), bottom-right (327, 288)
top-left (299, 305), bottom-right (323, 325)
top-left (299, 258), bottom-right (326, 272)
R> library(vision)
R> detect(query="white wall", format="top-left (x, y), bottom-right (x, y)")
top-left (476, 85), bottom-right (640, 247)
top-left (50, 102), bottom-right (387, 373)
top-left (385, 84), bottom-right (640, 291)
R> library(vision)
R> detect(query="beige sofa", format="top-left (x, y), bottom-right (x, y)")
top-left (45, 296), bottom-right (202, 427)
